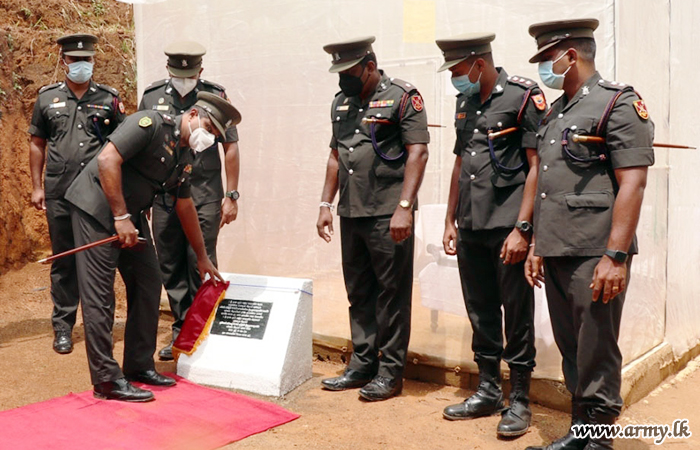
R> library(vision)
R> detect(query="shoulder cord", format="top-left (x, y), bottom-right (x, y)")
top-left (369, 90), bottom-right (413, 161)
top-left (486, 86), bottom-right (534, 173)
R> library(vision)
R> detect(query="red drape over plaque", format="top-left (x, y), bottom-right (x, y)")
top-left (173, 279), bottom-right (230, 360)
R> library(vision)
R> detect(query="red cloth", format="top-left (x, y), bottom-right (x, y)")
top-left (0, 374), bottom-right (299, 450)
top-left (173, 279), bottom-right (230, 357)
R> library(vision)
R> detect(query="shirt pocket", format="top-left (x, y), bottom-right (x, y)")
top-left (561, 118), bottom-right (605, 163)
top-left (48, 109), bottom-right (70, 136)
top-left (563, 191), bottom-right (614, 249)
top-left (332, 109), bottom-right (353, 142)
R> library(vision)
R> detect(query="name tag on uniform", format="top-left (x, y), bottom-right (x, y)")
top-left (49, 102), bottom-right (66, 108)
top-left (336, 105), bottom-right (349, 111)
top-left (369, 100), bottom-right (394, 108)
top-left (155, 105), bottom-right (170, 111)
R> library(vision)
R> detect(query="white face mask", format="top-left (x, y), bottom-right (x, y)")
top-left (171, 77), bottom-right (198, 97)
top-left (188, 116), bottom-right (216, 153)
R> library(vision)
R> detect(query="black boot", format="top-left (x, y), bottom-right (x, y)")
top-left (497, 368), bottom-right (532, 437)
top-left (525, 400), bottom-right (589, 450)
top-left (443, 360), bottom-right (504, 420)
top-left (583, 410), bottom-right (616, 450)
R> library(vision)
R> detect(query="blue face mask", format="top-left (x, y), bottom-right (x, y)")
top-left (66, 60), bottom-right (93, 84)
top-left (451, 61), bottom-right (481, 96)
top-left (537, 51), bottom-right (571, 90)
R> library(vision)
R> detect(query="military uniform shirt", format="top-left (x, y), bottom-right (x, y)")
top-left (453, 68), bottom-right (546, 230)
top-left (29, 81), bottom-right (125, 199)
top-left (139, 79), bottom-right (238, 206)
top-left (65, 111), bottom-right (193, 231)
top-left (330, 70), bottom-right (430, 218)
top-left (534, 72), bottom-right (655, 257)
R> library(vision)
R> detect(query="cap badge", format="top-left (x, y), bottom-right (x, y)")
top-left (182, 59), bottom-right (188, 67)
top-left (333, 53), bottom-right (341, 61)
top-left (77, 41), bottom-right (83, 49)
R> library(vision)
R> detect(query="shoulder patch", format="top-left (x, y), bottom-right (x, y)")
top-left (143, 79), bottom-right (168, 93)
top-left (633, 99), bottom-right (649, 120)
top-left (138, 116), bottom-right (153, 128)
top-left (531, 93), bottom-right (546, 111)
top-left (410, 94), bottom-right (424, 112)
top-left (201, 79), bottom-right (226, 93)
top-left (507, 76), bottom-right (537, 89)
top-left (39, 82), bottom-right (61, 94)
top-left (598, 79), bottom-right (633, 91)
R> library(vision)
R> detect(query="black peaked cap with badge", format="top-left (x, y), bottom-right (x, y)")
top-left (57, 33), bottom-right (98, 57)
top-left (195, 91), bottom-right (241, 136)
top-left (165, 41), bottom-right (207, 78)
top-left (435, 32), bottom-right (495, 72)
top-left (528, 18), bottom-right (599, 63)
top-left (323, 36), bottom-right (375, 73)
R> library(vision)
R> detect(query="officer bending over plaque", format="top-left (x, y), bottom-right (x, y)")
top-left (64, 92), bottom-right (241, 402)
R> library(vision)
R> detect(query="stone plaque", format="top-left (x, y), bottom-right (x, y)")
top-left (210, 299), bottom-right (273, 340)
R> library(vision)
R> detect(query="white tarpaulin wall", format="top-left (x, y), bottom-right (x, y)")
top-left (130, 0), bottom-right (698, 380)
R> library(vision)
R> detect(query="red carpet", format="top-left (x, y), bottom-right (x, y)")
top-left (0, 374), bottom-right (299, 449)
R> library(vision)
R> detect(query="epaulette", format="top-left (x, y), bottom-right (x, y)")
top-left (159, 112), bottom-right (175, 126)
top-left (597, 79), bottom-right (633, 91)
top-left (95, 83), bottom-right (120, 97)
top-left (143, 79), bottom-right (168, 93)
top-left (388, 77), bottom-right (419, 93)
top-left (39, 82), bottom-right (61, 94)
top-left (201, 79), bottom-right (226, 93)
top-left (506, 75), bottom-right (537, 89)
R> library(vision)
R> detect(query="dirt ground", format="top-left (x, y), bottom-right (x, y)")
top-left (0, 263), bottom-right (698, 450)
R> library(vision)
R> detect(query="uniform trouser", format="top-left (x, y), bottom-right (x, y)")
top-left (46, 198), bottom-right (80, 332)
top-left (340, 216), bottom-right (414, 379)
top-left (152, 197), bottom-right (221, 333)
top-left (456, 228), bottom-right (536, 371)
top-left (543, 256), bottom-right (632, 417)
top-left (70, 206), bottom-right (161, 385)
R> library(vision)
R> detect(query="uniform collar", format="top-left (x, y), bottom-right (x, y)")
top-left (467, 67), bottom-right (507, 106)
top-left (349, 70), bottom-right (390, 107)
top-left (62, 79), bottom-right (98, 100)
top-left (561, 71), bottom-right (601, 112)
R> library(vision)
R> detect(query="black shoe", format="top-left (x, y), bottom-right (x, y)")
top-left (443, 388), bottom-right (505, 420)
top-left (94, 378), bottom-right (154, 402)
top-left (358, 376), bottom-right (402, 401)
top-left (582, 410), bottom-right (615, 450)
top-left (158, 342), bottom-right (174, 361)
top-left (53, 330), bottom-right (73, 354)
top-left (125, 369), bottom-right (177, 386)
top-left (497, 369), bottom-right (532, 437)
top-left (321, 369), bottom-right (374, 391)
top-left (526, 401), bottom-right (589, 450)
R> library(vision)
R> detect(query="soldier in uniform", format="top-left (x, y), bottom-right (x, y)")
top-left (139, 41), bottom-right (241, 361)
top-left (29, 34), bottom-right (125, 354)
top-left (316, 37), bottom-right (430, 401)
top-left (64, 92), bottom-right (241, 402)
top-left (435, 33), bottom-right (546, 437)
top-left (524, 19), bottom-right (654, 450)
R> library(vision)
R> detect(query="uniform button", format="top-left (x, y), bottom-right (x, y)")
top-left (79, 142), bottom-right (84, 147)
top-left (376, 113), bottom-right (382, 117)
top-left (77, 106), bottom-right (82, 111)
top-left (336, 116), bottom-right (340, 121)
top-left (476, 111), bottom-right (481, 115)
top-left (470, 174), bottom-right (476, 180)
top-left (349, 147), bottom-right (354, 153)
top-left (497, 122), bottom-right (503, 127)
top-left (56, 111), bottom-right (61, 115)
top-left (571, 125), bottom-right (578, 130)
top-left (471, 151), bottom-right (476, 156)
top-left (558, 113), bottom-right (564, 119)
top-left (543, 165), bottom-right (549, 171)
top-left (359, 108), bottom-right (364, 112)
top-left (80, 162), bottom-right (85, 167)
top-left (550, 139), bottom-right (556, 145)
top-left (180, 110), bottom-right (185, 113)
top-left (349, 169), bottom-right (354, 175)
top-left (355, 129), bottom-right (360, 134)
top-left (160, 157), bottom-right (165, 162)
top-left (77, 124), bottom-right (82, 129)
top-left (474, 129), bottom-right (479, 134)
top-left (540, 193), bottom-right (547, 199)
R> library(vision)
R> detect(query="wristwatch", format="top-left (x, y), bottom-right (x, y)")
top-left (225, 190), bottom-right (240, 201)
top-left (604, 249), bottom-right (628, 263)
top-left (398, 199), bottom-right (412, 209)
top-left (515, 220), bottom-right (532, 233)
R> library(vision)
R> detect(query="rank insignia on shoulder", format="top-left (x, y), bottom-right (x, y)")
top-left (139, 116), bottom-right (153, 128)
top-left (633, 99), bottom-right (649, 120)
top-left (531, 94), bottom-right (546, 111)
top-left (456, 112), bottom-right (467, 120)
top-left (369, 99), bottom-right (395, 108)
top-left (411, 94), bottom-right (424, 112)
top-left (118, 102), bottom-right (125, 114)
